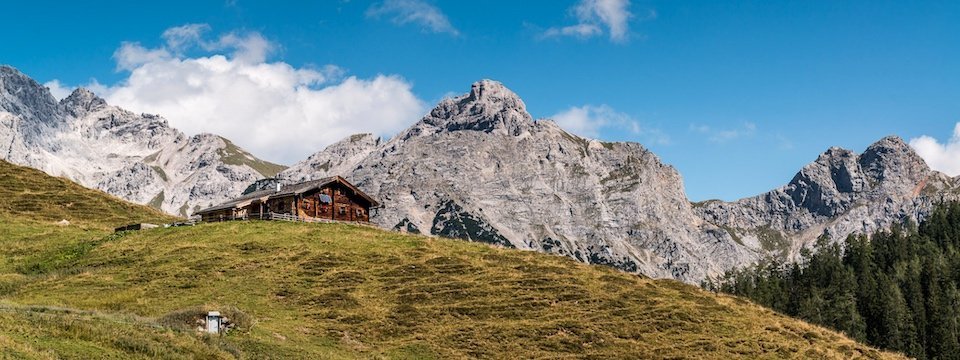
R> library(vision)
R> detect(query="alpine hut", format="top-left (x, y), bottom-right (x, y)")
top-left (194, 177), bottom-right (379, 223)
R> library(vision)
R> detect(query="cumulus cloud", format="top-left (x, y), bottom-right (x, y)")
top-left (909, 122), bottom-right (960, 176)
top-left (113, 43), bottom-right (172, 71)
top-left (551, 104), bottom-right (668, 145)
top-left (156, 23), bottom-right (275, 63)
top-left (690, 122), bottom-right (757, 143)
top-left (44, 80), bottom-right (73, 101)
top-left (366, 0), bottom-right (459, 36)
top-left (544, 0), bottom-right (648, 42)
top-left (55, 25), bottom-right (426, 164)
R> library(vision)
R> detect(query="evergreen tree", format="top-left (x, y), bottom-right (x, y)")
top-left (711, 202), bottom-right (960, 359)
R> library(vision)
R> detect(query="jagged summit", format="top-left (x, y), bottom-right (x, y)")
top-left (696, 134), bottom-right (958, 260)
top-left (861, 136), bottom-right (918, 165)
top-left (463, 79), bottom-right (526, 109)
top-left (61, 88), bottom-right (108, 117)
top-left (859, 135), bottom-right (929, 184)
top-left (281, 77), bottom-right (753, 283)
top-left (867, 135), bottom-right (911, 151)
top-left (784, 135), bottom-right (928, 202)
top-left (409, 79), bottom-right (533, 137)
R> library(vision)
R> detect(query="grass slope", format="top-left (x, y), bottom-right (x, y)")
top-left (217, 137), bottom-right (287, 177)
top-left (0, 160), bottom-right (177, 229)
top-left (0, 160), bottom-right (902, 359)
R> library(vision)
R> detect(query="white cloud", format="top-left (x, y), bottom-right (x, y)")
top-left (551, 104), bottom-right (668, 145)
top-left (544, 0), bottom-right (646, 42)
top-left (909, 122), bottom-right (960, 176)
top-left (161, 23), bottom-right (210, 52)
top-left (113, 42), bottom-right (172, 71)
top-left (205, 32), bottom-right (276, 64)
top-left (55, 24), bottom-right (426, 165)
top-left (543, 23), bottom-right (602, 39)
top-left (690, 122), bottom-right (757, 143)
top-left (366, 0), bottom-right (459, 36)
top-left (158, 24), bottom-right (275, 63)
top-left (44, 80), bottom-right (73, 101)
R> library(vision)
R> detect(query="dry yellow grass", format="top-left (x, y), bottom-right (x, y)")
top-left (0, 160), bottom-right (906, 359)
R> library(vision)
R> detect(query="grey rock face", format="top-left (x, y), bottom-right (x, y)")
top-left (0, 65), bottom-right (283, 217)
top-left (282, 80), bottom-right (960, 283)
top-left (696, 136), bottom-right (960, 260)
top-left (281, 133), bottom-right (380, 183)
top-left (0, 66), bottom-right (63, 130)
top-left (281, 79), bottom-right (757, 282)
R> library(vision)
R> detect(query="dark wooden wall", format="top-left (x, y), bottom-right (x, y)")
top-left (296, 183), bottom-right (371, 222)
top-left (201, 182), bottom-right (373, 223)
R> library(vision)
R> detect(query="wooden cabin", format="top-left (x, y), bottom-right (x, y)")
top-left (195, 176), bottom-right (379, 223)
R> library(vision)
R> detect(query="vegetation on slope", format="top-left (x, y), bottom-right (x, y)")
top-left (707, 202), bottom-right (960, 360)
top-left (0, 303), bottom-right (234, 359)
top-left (217, 136), bottom-right (287, 177)
top-left (0, 160), bottom-right (177, 276)
top-left (0, 159), bottom-right (901, 358)
top-left (0, 160), bottom-right (177, 229)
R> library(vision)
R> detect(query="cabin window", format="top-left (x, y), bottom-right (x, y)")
top-left (355, 208), bottom-right (363, 216)
top-left (339, 206), bottom-right (346, 215)
top-left (318, 194), bottom-right (332, 204)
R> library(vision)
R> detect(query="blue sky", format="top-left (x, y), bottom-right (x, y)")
top-left (3, 0), bottom-right (960, 201)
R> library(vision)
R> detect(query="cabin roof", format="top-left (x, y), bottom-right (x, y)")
top-left (195, 176), bottom-right (379, 215)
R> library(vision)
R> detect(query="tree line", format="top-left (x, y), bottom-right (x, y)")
top-left (705, 202), bottom-right (960, 359)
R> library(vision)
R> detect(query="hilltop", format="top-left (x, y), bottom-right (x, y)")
top-left (0, 159), bottom-right (901, 358)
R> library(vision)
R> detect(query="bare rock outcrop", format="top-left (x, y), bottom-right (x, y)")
top-left (695, 136), bottom-right (960, 259)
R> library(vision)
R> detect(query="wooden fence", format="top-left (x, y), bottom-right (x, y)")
top-left (205, 212), bottom-right (372, 226)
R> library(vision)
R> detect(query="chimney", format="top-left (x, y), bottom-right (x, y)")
top-left (275, 182), bottom-right (281, 193)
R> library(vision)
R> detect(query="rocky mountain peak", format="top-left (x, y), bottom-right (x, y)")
top-left (0, 65), bottom-right (61, 123)
top-left (280, 133), bottom-right (381, 183)
top-left (466, 79), bottom-right (524, 107)
top-left (406, 79), bottom-right (533, 138)
top-left (61, 88), bottom-right (108, 118)
top-left (858, 135), bottom-right (929, 182)
top-left (866, 135), bottom-right (911, 152)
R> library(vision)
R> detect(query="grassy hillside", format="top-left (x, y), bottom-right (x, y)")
top-left (0, 160), bottom-right (903, 359)
top-left (0, 160), bottom-right (177, 276)
top-left (0, 159), bottom-right (178, 228)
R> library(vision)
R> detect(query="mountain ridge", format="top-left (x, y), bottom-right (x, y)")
top-left (3, 65), bottom-right (958, 282)
top-left (282, 79), bottom-right (756, 282)
top-left (0, 64), bottom-right (285, 216)
top-left (696, 135), bottom-right (960, 260)
top-left (281, 79), bottom-right (960, 282)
